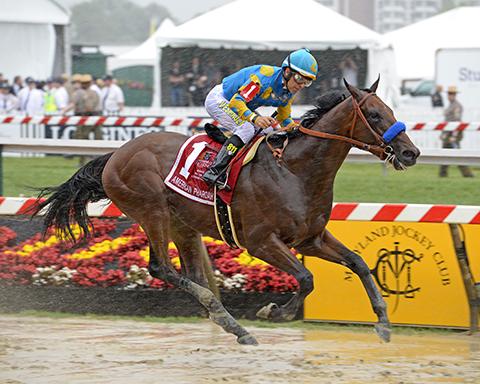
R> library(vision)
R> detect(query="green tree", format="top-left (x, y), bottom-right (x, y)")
top-left (71, 0), bottom-right (172, 44)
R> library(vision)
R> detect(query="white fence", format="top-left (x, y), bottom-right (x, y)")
top-left (0, 113), bottom-right (479, 160)
top-left (1, 138), bottom-right (479, 166)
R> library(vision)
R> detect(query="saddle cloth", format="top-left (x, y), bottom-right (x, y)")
top-left (165, 134), bottom-right (264, 206)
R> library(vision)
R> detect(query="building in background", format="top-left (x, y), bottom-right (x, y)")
top-left (376, 0), bottom-right (442, 33)
top-left (317, 0), bottom-right (480, 33)
top-left (316, 0), bottom-right (376, 29)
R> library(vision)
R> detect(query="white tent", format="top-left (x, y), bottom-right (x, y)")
top-left (156, 0), bottom-right (397, 106)
top-left (384, 7), bottom-right (480, 80)
top-left (0, 0), bottom-right (70, 81)
top-left (157, 0), bottom-right (381, 49)
top-left (108, 18), bottom-right (175, 70)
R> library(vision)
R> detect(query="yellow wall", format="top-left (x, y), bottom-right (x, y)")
top-left (304, 221), bottom-right (471, 328)
top-left (462, 224), bottom-right (480, 283)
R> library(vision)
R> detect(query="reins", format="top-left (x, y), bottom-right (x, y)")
top-left (268, 93), bottom-right (391, 162)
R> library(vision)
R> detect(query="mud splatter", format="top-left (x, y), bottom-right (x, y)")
top-left (0, 315), bottom-right (479, 384)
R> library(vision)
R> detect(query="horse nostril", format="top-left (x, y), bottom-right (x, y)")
top-left (402, 150), bottom-right (416, 160)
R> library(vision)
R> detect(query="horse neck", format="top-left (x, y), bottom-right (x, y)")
top-left (284, 101), bottom-right (356, 197)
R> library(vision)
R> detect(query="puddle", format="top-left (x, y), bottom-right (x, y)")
top-left (0, 315), bottom-right (478, 384)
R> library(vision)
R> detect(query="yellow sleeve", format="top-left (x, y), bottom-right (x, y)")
top-left (229, 94), bottom-right (257, 122)
top-left (276, 96), bottom-right (295, 128)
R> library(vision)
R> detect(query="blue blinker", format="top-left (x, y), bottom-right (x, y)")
top-left (383, 121), bottom-right (406, 143)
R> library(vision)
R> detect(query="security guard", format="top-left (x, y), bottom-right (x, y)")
top-left (73, 74), bottom-right (101, 141)
top-left (439, 86), bottom-right (474, 177)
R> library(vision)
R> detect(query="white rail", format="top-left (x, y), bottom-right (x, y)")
top-left (0, 138), bottom-right (479, 166)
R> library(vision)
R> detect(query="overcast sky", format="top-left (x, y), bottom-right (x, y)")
top-left (57, 0), bottom-right (235, 23)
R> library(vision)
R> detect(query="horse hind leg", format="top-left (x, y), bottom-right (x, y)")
top-left (144, 219), bottom-right (256, 345)
top-left (247, 234), bottom-right (314, 322)
top-left (170, 221), bottom-right (220, 298)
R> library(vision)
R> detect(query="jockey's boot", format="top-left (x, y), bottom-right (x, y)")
top-left (202, 135), bottom-right (244, 189)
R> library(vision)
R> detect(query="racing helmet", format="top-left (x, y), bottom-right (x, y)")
top-left (282, 48), bottom-right (318, 80)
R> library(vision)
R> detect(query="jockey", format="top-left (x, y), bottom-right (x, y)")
top-left (202, 48), bottom-right (318, 188)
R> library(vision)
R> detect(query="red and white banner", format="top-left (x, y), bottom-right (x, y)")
top-left (1, 115), bottom-right (480, 131)
top-left (0, 115), bottom-right (217, 128)
top-left (0, 197), bottom-right (123, 217)
top-left (409, 122), bottom-right (480, 131)
top-left (1, 197), bottom-right (479, 224)
top-left (330, 203), bottom-right (480, 224)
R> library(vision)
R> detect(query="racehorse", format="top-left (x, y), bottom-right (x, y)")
top-left (32, 79), bottom-right (420, 345)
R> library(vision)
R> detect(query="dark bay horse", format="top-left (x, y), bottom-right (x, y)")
top-left (32, 79), bottom-right (420, 345)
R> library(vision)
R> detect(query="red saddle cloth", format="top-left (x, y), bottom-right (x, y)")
top-left (165, 134), bottom-right (259, 205)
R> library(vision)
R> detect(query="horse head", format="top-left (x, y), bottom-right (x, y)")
top-left (343, 77), bottom-right (421, 170)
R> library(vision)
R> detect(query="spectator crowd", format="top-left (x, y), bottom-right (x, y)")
top-left (0, 72), bottom-right (125, 117)
top-left (166, 53), bottom-right (362, 107)
top-left (168, 57), bottom-right (224, 107)
top-left (0, 72), bottom-right (126, 166)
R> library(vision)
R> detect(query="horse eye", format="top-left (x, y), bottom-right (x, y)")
top-left (370, 112), bottom-right (381, 121)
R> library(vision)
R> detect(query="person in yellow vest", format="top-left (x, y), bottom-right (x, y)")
top-left (43, 77), bottom-right (58, 115)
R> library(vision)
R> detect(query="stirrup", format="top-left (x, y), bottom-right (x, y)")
top-left (214, 174), bottom-right (230, 191)
top-left (203, 169), bottom-right (230, 191)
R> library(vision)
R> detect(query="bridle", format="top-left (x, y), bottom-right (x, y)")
top-left (298, 93), bottom-right (391, 160)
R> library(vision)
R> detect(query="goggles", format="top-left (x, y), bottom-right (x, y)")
top-left (292, 72), bottom-right (313, 87)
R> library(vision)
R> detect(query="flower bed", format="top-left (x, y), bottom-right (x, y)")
top-left (0, 219), bottom-right (299, 293)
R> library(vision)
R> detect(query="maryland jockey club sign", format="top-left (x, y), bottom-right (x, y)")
top-left (304, 221), bottom-right (472, 328)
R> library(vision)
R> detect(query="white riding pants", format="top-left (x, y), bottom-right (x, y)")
top-left (205, 84), bottom-right (273, 144)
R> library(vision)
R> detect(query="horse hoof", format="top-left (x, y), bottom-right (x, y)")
top-left (237, 334), bottom-right (258, 346)
top-left (374, 323), bottom-right (391, 343)
top-left (256, 302), bottom-right (279, 320)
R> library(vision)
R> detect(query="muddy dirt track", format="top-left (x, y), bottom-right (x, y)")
top-left (0, 315), bottom-right (479, 384)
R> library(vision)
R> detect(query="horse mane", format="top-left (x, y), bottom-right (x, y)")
top-left (300, 89), bottom-right (348, 128)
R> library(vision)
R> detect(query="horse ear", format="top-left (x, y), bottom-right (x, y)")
top-left (343, 78), bottom-right (362, 100)
top-left (370, 75), bottom-right (380, 93)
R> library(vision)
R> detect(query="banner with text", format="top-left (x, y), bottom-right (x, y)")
top-left (462, 224), bottom-right (480, 284)
top-left (304, 221), bottom-right (471, 328)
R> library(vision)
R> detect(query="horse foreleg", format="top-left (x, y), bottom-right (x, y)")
top-left (297, 230), bottom-right (391, 342)
top-left (247, 234), bottom-right (313, 322)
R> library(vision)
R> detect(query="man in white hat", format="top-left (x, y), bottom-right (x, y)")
top-left (439, 86), bottom-right (474, 177)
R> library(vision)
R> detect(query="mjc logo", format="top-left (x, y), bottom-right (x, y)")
top-left (371, 241), bottom-right (423, 313)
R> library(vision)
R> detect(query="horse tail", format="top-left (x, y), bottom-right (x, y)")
top-left (30, 153), bottom-right (114, 242)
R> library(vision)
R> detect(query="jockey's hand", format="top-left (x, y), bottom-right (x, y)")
top-left (254, 116), bottom-right (277, 129)
top-left (286, 122), bottom-right (299, 131)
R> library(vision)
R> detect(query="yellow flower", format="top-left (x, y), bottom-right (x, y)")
top-left (139, 246), bottom-right (180, 268)
top-left (139, 247), bottom-right (149, 262)
top-left (67, 236), bottom-right (132, 259)
top-left (235, 250), bottom-right (268, 267)
top-left (202, 236), bottom-right (224, 245)
top-left (12, 235), bottom-right (60, 257)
